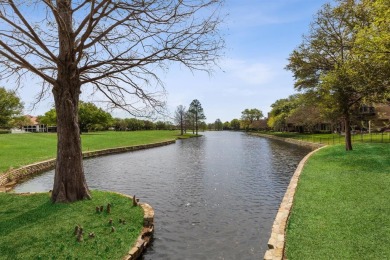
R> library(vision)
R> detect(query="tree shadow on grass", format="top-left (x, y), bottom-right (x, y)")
top-left (0, 195), bottom-right (66, 236)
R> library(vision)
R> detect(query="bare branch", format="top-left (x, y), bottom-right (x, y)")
top-left (0, 0), bottom-right (224, 116)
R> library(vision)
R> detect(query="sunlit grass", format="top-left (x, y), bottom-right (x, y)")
top-left (285, 143), bottom-right (390, 259)
top-left (0, 130), bottom-right (182, 173)
top-left (255, 131), bottom-right (390, 145)
top-left (0, 190), bottom-right (143, 259)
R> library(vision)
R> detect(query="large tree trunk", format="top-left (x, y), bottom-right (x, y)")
top-left (344, 111), bottom-right (353, 151)
top-left (51, 82), bottom-right (91, 203)
top-left (51, 0), bottom-right (90, 203)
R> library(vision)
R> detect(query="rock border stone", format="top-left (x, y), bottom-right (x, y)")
top-left (0, 140), bottom-right (176, 189)
top-left (257, 133), bottom-right (326, 260)
top-left (113, 193), bottom-right (155, 260)
top-left (249, 133), bottom-right (324, 150)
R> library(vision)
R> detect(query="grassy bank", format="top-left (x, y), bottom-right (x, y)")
top-left (255, 131), bottom-right (390, 145)
top-left (285, 143), bottom-right (390, 259)
top-left (0, 130), bottom-right (184, 173)
top-left (0, 190), bottom-right (143, 259)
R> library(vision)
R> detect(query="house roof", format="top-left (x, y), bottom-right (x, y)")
top-left (25, 115), bottom-right (39, 125)
top-left (374, 104), bottom-right (390, 120)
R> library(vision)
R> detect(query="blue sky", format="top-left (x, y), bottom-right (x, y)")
top-left (3, 0), bottom-right (329, 123)
top-left (160, 0), bottom-right (329, 123)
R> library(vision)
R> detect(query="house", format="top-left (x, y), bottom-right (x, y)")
top-left (11, 115), bottom-right (57, 133)
top-left (368, 104), bottom-right (390, 131)
top-left (278, 103), bottom-right (390, 133)
top-left (22, 115), bottom-right (46, 132)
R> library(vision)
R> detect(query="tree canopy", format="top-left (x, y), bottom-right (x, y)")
top-left (240, 108), bottom-right (263, 130)
top-left (188, 99), bottom-right (206, 135)
top-left (214, 118), bottom-right (223, 131)
top-left (38, 109), bottom-right (57, 126)
top-left (78, 102), bottom-right (113, 132)
top-left (38, 102), bottom-right (113, 132)
top-left (0, 87), bottom-right (23, 129)
top-left (230, 119), bottom-right (241, 131)
top-left (286, 0), bottom-right (389, 150)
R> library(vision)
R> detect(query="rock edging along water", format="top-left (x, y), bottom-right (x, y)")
top-left (116, 193), bottom-right (154, 260)
top-left (0, 140), bottom-right (176, 189)
top-left (263, 146), bottom-right (327, 260)
top-left (126, 202), bottom-right (154, 259)
top-left (249, 133), bottom-right (324, 150)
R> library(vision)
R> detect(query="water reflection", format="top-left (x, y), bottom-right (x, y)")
top-left (15, 131), bottom-right (310, 259)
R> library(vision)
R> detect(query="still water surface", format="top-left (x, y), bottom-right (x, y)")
top-left (15, 131), bottom-right (311, 259)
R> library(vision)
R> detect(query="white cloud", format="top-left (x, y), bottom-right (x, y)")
top-left (221, 59), bottom-right (276, 86)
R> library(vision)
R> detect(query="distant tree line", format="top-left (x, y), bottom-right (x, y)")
top-left (206, 108), bottom-right (266, 132)
top-left (25, 101), bottom-right (176, 133)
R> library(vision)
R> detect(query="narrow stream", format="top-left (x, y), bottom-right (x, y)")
top-left (15, 131), bottom-right (311, 259)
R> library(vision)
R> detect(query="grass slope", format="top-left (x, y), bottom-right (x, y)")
top-left (0, 191), bottom-right (143, 259)
top-left (285, 143), bottom-right (390, 259)
top-left (0, 130), bottom-right (181, 173)
top-left (255, 131), bottom-right (390, 145)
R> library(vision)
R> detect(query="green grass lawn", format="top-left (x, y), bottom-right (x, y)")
top-left (0, 130), bottom-right (183, 173)
top-left (285, 143), bottom-right (390, 259)
top-left (256, 131), bottom-right (390, 145)
top-left (0, 190), bottom-right (144, 259)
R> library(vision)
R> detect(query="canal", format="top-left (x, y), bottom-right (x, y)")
top-left (15, 131), bottom-right (311, 259)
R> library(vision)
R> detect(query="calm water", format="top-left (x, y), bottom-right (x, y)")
top-left (15, 131), bottom-right (311, 259)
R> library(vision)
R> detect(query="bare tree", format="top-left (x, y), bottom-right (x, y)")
top-left (174, 105), bottom-right (186, 135)
top-left (0, 0), bottom-right (224, 203)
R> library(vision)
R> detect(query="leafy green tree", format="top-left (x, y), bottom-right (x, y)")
top-left (287, 103), bottom-right (324, 133)
top-left (39, 104), bottom-right (112, 132)
top-left (268, 95), bottom-right (300, 131)
top-left (0, 87), bottom-right (23, 129)
top-left (199, 121), bottom-right (207, 132)
top-left (38, 109), bottom-right (57, 126)
top-left (230, 119), bottom-right (241, 131)
top-left (241, 108), bottom-right (263, 130)
top-left (223, 121), bottom-right (230, 130)
top-left (78, 102), bottom-right (112, 132)
top-left (125, 118), bottom-right (142, 131)
top-left (155, 121), bottom-right (167, 130)
top-left (286, 1), bottom-right (386, 150)
top-left (354, 0), bottom-right (390, 101)
top-left (214, 118), bottom-right (223, 131)
top-left (188, 99), bottom-right (206, 135)
top-left (143, 120), bottom-right (155, 130)
top-left (113, 118), bottom-right (127, 131)
top-left (241, 108), bottom-right (263, 122)
top-left (11, 115), bottom-right (32, 130)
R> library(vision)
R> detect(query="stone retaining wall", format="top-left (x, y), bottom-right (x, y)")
top-left (263, 146), bottom-right (326, 260)
top-left (113, 192), bottom-right (155, 260)
top-left (124, 202), bottom-right (154, 259)
top-left (249, 133), bottom-right (326, 259)
top-left (0, 140), bottom-right (175, 188)
top-left (249, 133), bottom-right (324, 150)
